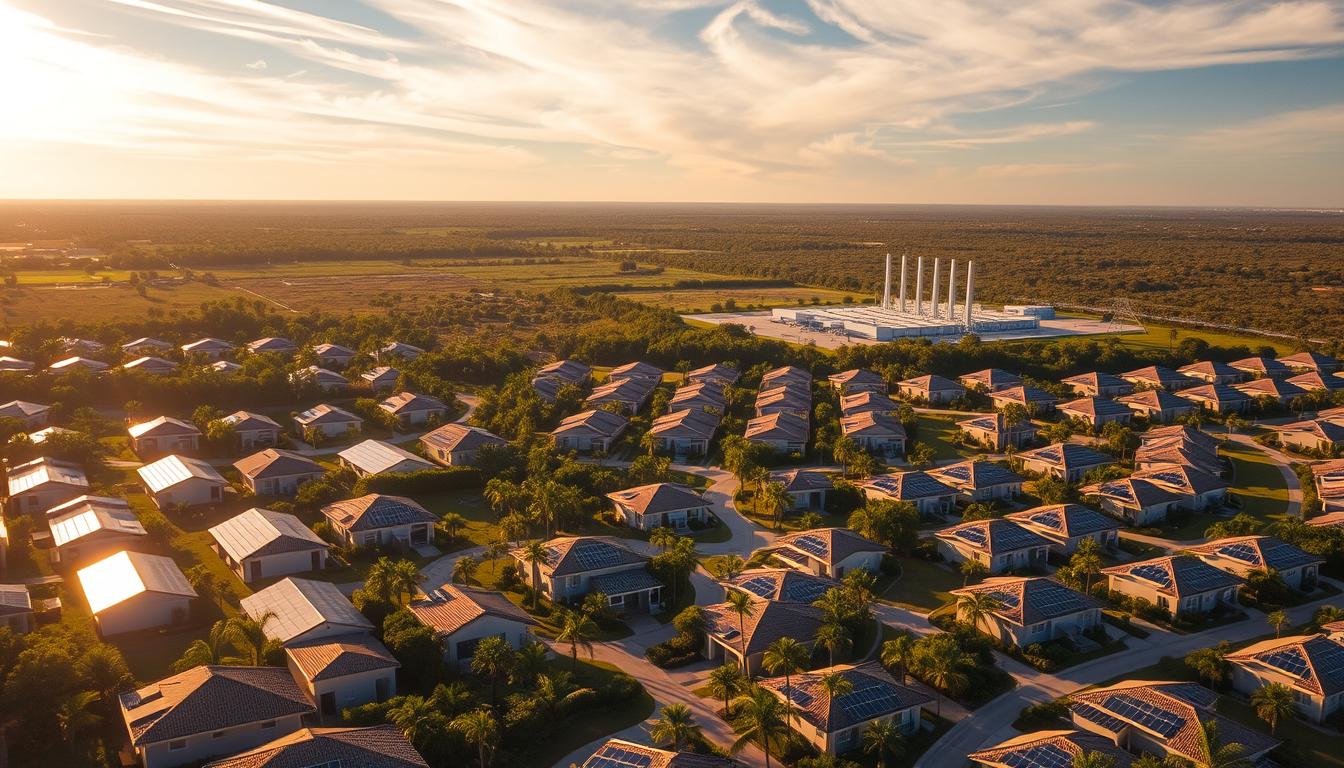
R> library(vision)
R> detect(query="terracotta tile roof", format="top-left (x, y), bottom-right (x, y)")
top-left (581, 738), bottom-right (738, 768)
top-left (513, 536), bottom-right (648, 577)
top-left (607, 483), bottom-right (707, 516)
top-left (1062, 371), bottom-right (1133, 393)
top-left (935, 519), bottom-right (1051, 556)
top-left (1120, 366), bottom-right (1197, 389)
top-left (322, 494), bottom-right (436, 532)
top-left (1288, 372), bottom-right (1344, 392)
top-left (928, 460), bottom-right (1024, 491)
top-left (723, 568), bottom-right (837, 603)
top-left (1230, 356), bottom-right (1291, 377)
top-left (233, 449), bottom-right (324, 480)
top-left (650, 408), bottom-right (721, 439)
top-left (770, 468), bottom-right (833, 493)
top-left (840, 410), bottom-right (906, 438)
top-left (1006, 504), bottom-right (1120, 539)
top-left (744, 411), bottom-right (808, 442)
top-left (828, 369), bottom-right (886, 388)
top-left (775, 527), bottom-right (886, 565)
top-left (839, 391), bottom-right (900, 414)
top-left (1181, 383), bottom-right (1251, 409)
top-left (1101, 555), bottom-right (1242, 598)
top-left (608, 361), bottom-right (665, 380)
top-left (1228, 633), bottom-right (1344, 697)
top-left (899, 374), bottom-right (965, 393)
top-left (204, 725), bottom-right (427, 768)
top-left (761, 365), bottom-right (811, 387)
top-left (759, 661), bottom-right (930, 733)
top-left (1187, 535), bottom-right (1323, 573)
top-left (960, 369), bottom-right (1022, 390)
top-left (989, 385), bottom-right (1058, 407)
top-left (969, 729), bottom-right (1134, 768)
top-left (703, 598), bottom-right (824, 655)
top-left (551, 409), bottom-right (629, 438)
top-left (285, 634), bottom-right (399, 683)
top-left (951, 576), bottom-right (1099, 626)
top-left (408, 583), bottom-right (537, 638)
top-left (1178, 360), bottom-right (1243, 380)
top-left (1058, 396), bottom-right (1131, 420)
top-left (1280, 351), bottom-right (1341, 372)
top-left (1117, 389), bottom-right (1197, 411)
top-left (1235, 377), bottom-right (1309, 401)
top-left (1275, 419), bottom-right (1344, 444)
top-left (420, 423), bottom-right (506, 453)
top-left (120, 666), bottom-right (314, 746)
top-left (686, 363), bottom-right (740, 386)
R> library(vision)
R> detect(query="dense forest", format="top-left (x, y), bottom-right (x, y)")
top-left (1, 201), bottom-right (1341, 339)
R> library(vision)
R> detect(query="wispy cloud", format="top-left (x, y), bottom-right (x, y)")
top-left (1186, 104), bottom-right (1344, 155)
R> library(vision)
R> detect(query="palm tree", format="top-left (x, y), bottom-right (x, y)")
top-left (863, 719), bottom-right (905, 768)
top-left (56, 690), bottom-right (101, 743)
top-left (725, 590), bottom-right (756, 675)
top-left (650, 703), bottom-right (701, 751)
top-left (441, 512), bottom-right (468, 542)
top-left (470, 636), bottom-right (516, 708)
top-left (1266, 609), bottom-right (1288, 638)
top-left (763, 637), bottom-right (809, 724)
top-left (918, 638), bottom-right (969, 717)
top-left (581, 592), bottom-right (612, 622)
top-left (453, 555), bottom-right (479, 585)
top-left (1070, 751), bottom-right (1116, 768)
top-left (715, 553), bottom-right (747, 581)
top-left (389, 695), bottom-right (449, 757)
top-left (758, 481), bottom-right (794, 530)
top-left (955, 591), bottom-right (1002, 634)
top-left (556, 609), bottom-right (598, 672)
top-left (1190, 719), bottom-right (1253, 768)
top-left (430, 680), bottom-right (476, 717)
top-left (174, 619), bottom-right (243, 671)
top-left (453, 708), bottom-right (499, 768)
top-left (363, 557), bottom-right (399, 604)
top-left (818, 671), bottom-right (854, 700)
top-left (520, 541), bottom-right (548, 608)
top-left (881, 634), bottom-right (915, 685)
top-left (707, 662), bottom-right (745, 716)
top-left (392, 559), bottom-right (424, 603)
top-left (1072, 539), bottom-right (1104, 594)
top-left (816, 620), bottom-right (852, 667)
top-left (650, 526), bottom-right (677, 552)
top-left (959, 558), bottom-right (989, 586)
top-left (1251, 682), bottom-right (1295, 735)
top-left (729, 685), bottom-right (789, 768)
top-left (223, 612), bottom-right (277, 666)
top-left (511, 640), bottom-right (549, 686)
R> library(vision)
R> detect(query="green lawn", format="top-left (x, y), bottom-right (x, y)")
top-left (1222, 444), bottom-right (1291, 522)
top-left (1050, 313), bottom-right (1294, 355)
top-left (881, 558), bottom-right (963, 612)
top-left (914, 414), bottom-right (976, 462)
top-left (417, 490), bottom-right (500, 551)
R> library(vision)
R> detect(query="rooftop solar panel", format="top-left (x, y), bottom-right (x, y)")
top-left (1218, 542), bottom-right (1262, 565)
top-left (1071, 702), bottom-right (1127, 733)
top-left (1103, 694), bottom-right (1185, 737)
top-left (786, 579), bottom-right (831, 603)
top-left (1262, 648), bottom-right (1310, 679)
top-left (838, 684), bottom-right (902, 720)
top-left (587, 744), bottom-right (654, 768)
top-left (1002, 744), bottom-right (1075, 768)
top-left (739, 576), bottom-right (777, 598)
top-left (954, 526), bottom-right (988, 546)
top-left (1131, 563), bottom-right (1172, 587)
top-left (793, 534), bottom-right (829, 557)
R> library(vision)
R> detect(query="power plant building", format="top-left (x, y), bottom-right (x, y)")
top-left (770, 254), bottom-right (1048, 340)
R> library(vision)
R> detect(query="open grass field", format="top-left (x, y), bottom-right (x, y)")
top-left (881, 557), bottom-right (963, 612)
top-left (1052, 312), bottom-right (1294, 355)
top-left (914, 413), bottom-right (976, 462)
top-left (1223, 444), bottom-right (1292, 521)
top-left (622, 285), bottom-right (865, 313)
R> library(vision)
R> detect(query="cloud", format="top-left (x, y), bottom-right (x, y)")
top-left (245, 59), bottom-right (267, 70)
top-left (974, 161), bottom-right (1128, 177)
top-left (1185, 104), bottom-right (1344, 155)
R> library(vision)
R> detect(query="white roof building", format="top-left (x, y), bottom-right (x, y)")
top-left (241, 577), bottom-right (374, 646)
top-left (337, 439), bottom-right (435, 476)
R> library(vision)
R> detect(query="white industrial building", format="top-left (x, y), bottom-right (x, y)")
top-left (770, 255), bottom-right (1047, 340)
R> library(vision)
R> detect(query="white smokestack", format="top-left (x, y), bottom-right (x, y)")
top-left (930, 258), bottom-right (941, 322)
top-left (899, 253), bottom-right (908, 312)
top-left (946, 259), bottom-right (957, 319)
top-left (915, 256), bottom-right (924, 316)
top-left (964, 260), bottom-right (975, 329)
top-left (882, 253), bottom-right (891, 309)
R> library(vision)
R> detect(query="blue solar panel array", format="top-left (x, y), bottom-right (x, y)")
top-left (1131, 563), bottom-right (1173, 588)
top-left (1027, 581), bottom-right (1091, 618)
top-left (1262, 648), bottom-right (1309, 679)
top-left (986, 589), bottom-right (1021, 609)
top-left (792, 534), bottom-right (829, 558)
top-left (1172, 559), bottom-right (1238, 592)
top-left (1002, 744), bottom-right (1075, 768)
top-left (1029, 510), bottom-right (1062, 531)
top-left (838, 684), bottom-right (904, 720)
top-left (573, 541), bottom-right (623, 570)
top-left (1217, 542), bottom-right (1262, 565)
top-left (785, 578), bottom-right (832, 603)
top-left (1102, 694), bottom-right (1185, 737)
top-left (954, 526), bottom-right (988, 546)
top-left (738, 576), bottom-right (778, 599)
top-left (587, 744), bottom-right (654, 768)
top-left (785, 686), bottom-right (814, 708)
top-left (1071, 702), bottom-right (1127, 733)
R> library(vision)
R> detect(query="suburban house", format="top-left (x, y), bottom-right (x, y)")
top-left (1081, 477), bottom-right (1184, 526)
top-left (970, 730), bottom-right (1135, 768)
top-left (337, 440), bottom-right (434, 477)
top-left (128, 416), bottom-right (202, 457)
top-left (1288, 371), bottom-right (1344, 393)
top-left (123, 356), bottom-right (179, 376)
top-left (210, 360), bottom-right (242, 375)
top-left (928, 460), bottom-right (1025, 503)
top-left (607, 482), bottom-right (711, 531)
top-left (608, 360), bottom-right (665, 381)
top-left (205, 725), bottom-right (425, 768)
top-left (1120, 365), bottom-right (1198, 391)
top-left (234, 449), bottom-right (326, 497)
top-left (181, 337), bottom-right (235, 359)
top-left (0, 585), bottom-right (33, 635)
top-left (246, 337), bottom-right (297, 356)
top-left (536, 358), bottom-right (592, 385)
top-left (531, 376), bottom-right (568, 403)
top-left (1178, 360), bottom-right (1245, 384)
top-left (379, 392), bottom-right (448, 426)
top-left (209, 507), bottom-right (330, 583)
top-left (1134, 426), bottom-right (1225, 477)
top-left (242, 578), bottom-right (374, 647)
top-left (137, 454), bottom-right (227, 509)
top-left (312, 343), bottom-right (358, 368)
top-left (744, 411), bottom-right (809, 453)
top-left (47, 495), bottom-right (147, 568)
top-left (580, 739), bottom-right (735, 768)
top-left (1230, 356), bottom-right (1292, 378)
top-left (896, 374), bottom-right (966, 404)
top-left (6, 456), bottom-right (89, 513)
top-left (1116, 389), bottom-right (1198, 422)
top-left (510, 536), bottom-right (662, 611)
top-left (950, 576), bottom-right (1102, 648)
top-left (1180, 383), bottom-right (1251, 413)
top-left (761, 365), bottom-right (811, 390)
top-left (861, 472), bottom-right (959, 517)
top-left (686, 362), bottom-right (740, 386)
top-left (321, 494), bottom-right (437, 549)
top-left (828, 368), bottom-right (887, 394)
top-left (760, 661), bottom-right (930, 755)
top-left (379, 341), bottom-right (426, 361)
top-left (293, 404), bottom-right (363, 441)
top-left (1130, 464), bottom-right (1230, 510)
top-left (550, 409), bottom-right (629, 453)
top-left (1274, 419), bottom-right (1344, 453)
top-left (1187, 535), bottom-right (1323, 591)
top-left (839, 411), bottom-right (906, 458)
top-left (1062, 371), bottom-right (1134, 398)
top-left (122, 337), bottom-right (173, 355)
top-left (770, 527), bottom-right (886, 579)
top-left (1015, 443), bottom-right (1114, 483)
top-left (1312, 460), bottom-right (1344, 512)
top-left (957, 412), bottom-right (1038, 451)
top-left (1101, 555), bottom-right (1241, 619)
top-left (60, 337), bottom-right (106, 355)
top-left (989, 385), bottom-right (1058, 414)
top-left (770, 468), bottom-right (833, 512)
top-left (701, 597), bottom-right (822, 676)
top-left (755, 384), bottom-right (812, 417)
top-left (361, 366), bottom-right (401, 391)
top-left (119, 666), bottom-right (315, 768)
top-left (1227, 633), bottom-right (1344, 723)
top-left (647, 408), bottom-right (721, 456)
top-left (1057, 397), bottom-right (1133, 429)
top-left (78, 550), bottom-right (197, 636)
top-left (1309, 510), bottom-right (1344, 529)
top-left (27, 425), bottom-right (73, 444)
top-left (420, 423), bottom-right (507, 466)
top-left (292, 366), bottom-right (348, 392)
top-left (669, 380), bottom-right (728, 413)
top-left (0, 357), bottom-right (34, 372)
top-left (1068, 681), bottom-right (1278, 765)
top-left (839, 390), bottom-right (901, 416)
top-left (1281, 351), bottom-right (1342, 373)
top-left (934, 519), bottom-right (1051, 574)
top-left (49, 356), bottom-right (110, 374)
top-left (960, 368), bottom-right (1022, 392)
top-left (407, 583), bottom-right (538, 666)
top-left (0, 398), bottom-right (44, 420)
top-left (723, 568), bottom-right (836, 603)
top-left (285, 636), bottom-right (399, 721)
top-left (1234, 376), bottom-right (1309, 405)
top-left (1005, 504), bottom-right (1121, 555)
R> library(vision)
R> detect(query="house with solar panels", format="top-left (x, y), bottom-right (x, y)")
top-left (241, 577), bottom-right (374, 646)
top-left (1057, 397), bottom-right (1133, 430)
top-left (896, 374), bottom-right (965, 405)
top-left (969, 729), bottom-right (1135, 768)
top-left (550, 409), bottom-right (630, 453)
top-left (204, 725), bottom-right (427, 768)
top-left (960, 368), bottom-right (1022, 393)
top-left (1312, 459), bottom-right (1344, 512)
top-left (607, 482), bottom-right (711, 531)
top-left (285, 634), bottom-right (399, 720)
top-left (579, 738), bottom-right (738, 768)
top-left (321, 494), bottom-right (437, 549)
top-left (839, 411), bottom-right (906, 458)
top-left (1016, 443), bottom-right (1114, 483)
top-left (1133, 464), bottom-right (1230, 510)
top-left (1081, 477), bottom-right (1184, 526)
top-left (647, 408), bottom-right (721, 456)
top-left (1115, 389), bottom-right (1197, 423)
top-left (957, 412), bottom-right (1037, 451)
top-left (769, 468), bottom-right (833, 512)
top-left (292, 404), bottom-right (363, 441)
top-left (1134, 426), bottom-right (1225, 477)
top-left (0, 584), bottom-right (34, 635)
top-left (928, 460), bottom-right (1024, 503)
top-left (208, 508), bottom-right (329, 583)
top-left (1187, 535), bottom-right (1323, 592)
top-left (722, 568), bottom-right (836, 604)
top-left (950, 576), bottom-right (1103, 648)
top-left (46, 495), bottom-right (148, 568)
top-left (1102, 555), bottom-right (1241, 620)
top-left (1068, 680), bottom-right (1279, 765)
top-left (934, 519), bottom-right (1051, 574)
top-left (702, 597), bottom-right (823, 675)
top-left (337, 439), bottom-right (435, 477)
top-left (1005, 504), bottom-right (1121, 555)
top-left (838, 390), bottom-right (900, 417)
top-left (407, 582), bottom-right (538, 666)
top-left (990, 386), bottom-right (1058, 415)
top-left (760, 661), bottom-right (931, 754)
top-left (233, 449), bottom-right (326, 497)
top-left (1228, 633), bottom-right (1344, 723)
top-left (769, 528), bottom-right (886, 579)
top-left (828, 368), bottom-right (887, 395)
top-left (1230, 356), bottom-right (1292, 379)
top-left (137, 454), bottom-right (226, 509)
top-left (6, 456), bottom-right (88, 514)
top-left (510, 536), bottom-right (661, 612)
top-left (1062, 371), bottom-right (1134, 399)
top-left (77, 551), bottom-right (197, 636)
top-left (860, 472), bottom-right (958, 517)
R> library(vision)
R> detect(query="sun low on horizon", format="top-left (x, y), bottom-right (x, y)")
top-left (3, 0), bottom-right (1344, 207)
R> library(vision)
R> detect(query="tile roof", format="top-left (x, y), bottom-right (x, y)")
top-left (420, 423), bottom-right (506, 453)
top-left (1288, 372), bottom-right (1344, 392)
top-left (840, 410), bottom-right (906, 438)
top-left (234, 449), bottom-right (324, 480)
top-left (1117, 389), bottom-right (1197, 411)
top-left (686, 363), bottom-right (740, 385)
top-left (0, 584), bottom-right (32, 617)
top-left (1062, 371), bottom-right (1134, 393)
top-left (1120, 366), bottom-right (1196, 389)
top-left (1187, 535), bottom-right (1323, 573)
top-left (956, 412), bottom-right (1036, 436)
top-left (607, 483), bottom-right (708, 515)
top-left (285, 634), bottom-right (399, 683)
top-left (650, 408), bottom-right (721, 439)
top-left (218, 410), bottom-right (282, 432)
top-left (203, 725), bottom-right (427, 768)
top-left (969, 729), bottom-right (1134, 768)
top-left (78, 551), bottom-right (196, 614)
top-left (536, 358), bottom-right (591, 383)
top-left (744, 411), bottom-right (809, 442)
top-left (293, 403), bottom-right (361, 426)
top-left (1006, 504), bottom-right (1121, 539)
top-left (1102, 555), bottom-right (1242, 597)
top-left (1058, 396), bottom-right (1132, 420)
top-left (899, 374), bottom-right (965, 393)
top-left (608, 361), bottom-right (665, 380)
top-left (990, 385), bottom-right (1058, 406)
top-left (209, 508), bottom-right (327, 562)
top-left (761, 661), bottom-right (931, 733)
top-left (935, 519), bottom-right (1051, 555)
top-left (703, 598), bottom-right (824, 655)
top-left (513, 536), bottom-right (649, 577)
top-left (1229, 357), bottom-right (1291, 377)
top-left (951, 576), bottom-right (1099, 626)
top-left (246, 337), bottom-right (297, 353)
top-left (1228, 633), bottom-right (1344, 697)
top-left (862, 471), bottom-right (958, 500)
top-left (379, 391), bottom-right (446, 414)
top-left (839, 391), bottom-right (900, 414)
top-left (1180, 383), bottom-right (1251, 408)
top-left (240, 577), bottom-right (373, 644)
top-left (1178, 360), bottom-right (1243, 380)
top-left (293, 366), bottom-right (348, 388)
top-left (829, 369), bottom-right (886, 388)
top-left (756, 384), bottom-right (812, 411)
top-left (761, 365), bottom-right (812, 387)
top-left (137, 454), bottom-right (225, 493)
top-left (551, 409), bottom-right (629, 438)
top-left (337, 440), bottom-right (434, 475)
top-left (724, 568), bottom-right (838, 603)
top-left (770, 468), bottom-right (834, 493)
top-left (322, 494), bottom-right (436, 532)
top-left (128, 416), bottom-right (200, 439)
top-left (1280, 351), bottom-right (1341, 371)
top-left (120, 666), bottom-right (313, 746)
top-left (928, 460), bottom-right (1024, 491)
top-left (1275, 419), bottom-right (1344, 444)
top-left (581, 739), bottom-right (737, 768)
top-left (1017, 443), bottom-right (1113, 471)
top-left (775, 527), bottom-right (886, 565)
top-left (408, 583), bottom-right (538, 637)
top-left (960, 369), bottom-right (1022, 389)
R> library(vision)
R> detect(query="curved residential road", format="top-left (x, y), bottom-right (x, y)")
top-left (1222, 433), bottom-right (1302, 519)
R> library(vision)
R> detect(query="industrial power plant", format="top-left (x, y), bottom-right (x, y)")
top-left (770, 254), bottom-right (1053, 340)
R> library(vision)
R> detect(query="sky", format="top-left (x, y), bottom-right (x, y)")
top-left (3, 0), bottom-right (1343, 206)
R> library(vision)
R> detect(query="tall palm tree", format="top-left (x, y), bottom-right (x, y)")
top-left (1190, 720), bottom-right (1253, 768)
top-left (818, 671), bottom-right (854, 701)
top-left (470, 636), bottom-right (516, 709)
top-left (1251, 682), bottom-right (1295, 735)
top-left (1072, 539), bottom-right (1104, 594)
top-left (816, 620), bottom-right (852, 667)
top-left (650, 703), bottom-right (701, 751)
top-left (715, 553), bottom-right (747, 581)
top-left (762, 637), bottom-right (809, 724)
top-left (1266, 609), bottom-right (1288, 638)
top-left (389, 695), bottom-right (449, 758)
top-left (520, 541), bottom-right (548, 608)
top-left (363, 558), bottom-right (399, 603)
top-left (223, 611), bottom-right (277, 667)
top-left (453, 555), bottom-right (479, 585)
top-left (174, 619), bottom-right (243, 671)
top-left (955, 591), bottom-right (1002, 634)
top-left (556, 609), bottom-right (598, 672)
top-left (707, 662), bottom-right (745, 716)
top-left (1070, 751), bottom-right (1116, 768)
top-left (729, 685), bottom-right (789, 768)
top-left (440, 512), bottom-right (468, 542)
top-left (452, 708), bottom-right (499, 768)
top-left (430, 680), bottom-right (476, 718)
top-left (392, 558), bottom-right (424, 603)
top-left (511, 640), bottom-right (549, 686)
top-left (863, 719), bottom-right (905, 768)
top-left (725, 590), bottom-right (756, 675)
top-left (758, 481), bottom-right (794, 530)
top-left (650, 526), bottom-right (677, 552)
top-left (918, 639), bottom-right (969, 718)
top-left (813, 587), bottom-right (855, 627)
top-left (881, 634), bottom-right (915, 685)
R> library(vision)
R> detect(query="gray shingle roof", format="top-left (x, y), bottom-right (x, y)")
top-left (120, 666), bottom-right (314, 746)
top-left (209, 508), bottom-right (327, 562)
top-left (204, 725), bottom-right (427, 768)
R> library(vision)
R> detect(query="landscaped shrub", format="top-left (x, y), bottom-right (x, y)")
top-left (600, 672), bottom-right (643, 704)
top-left (1013, 698), bottom-right (1070, 731)
top-left (645, 634), bottom-right (701, 668)
top-left (353, 466), bottom-right (483, 495)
